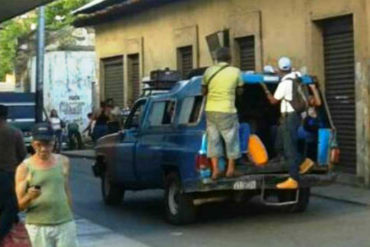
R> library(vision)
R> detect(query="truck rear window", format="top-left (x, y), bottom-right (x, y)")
top-left (178, 96), bottom-right (203, 125)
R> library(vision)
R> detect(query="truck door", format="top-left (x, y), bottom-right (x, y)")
top-left (115, 99), bottom-right (147, 184)
top-left (136, 100), bottom-right (176, 187)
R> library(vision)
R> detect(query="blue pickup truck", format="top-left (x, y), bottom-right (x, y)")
top-left (93, 73), bottom-right (337, 224)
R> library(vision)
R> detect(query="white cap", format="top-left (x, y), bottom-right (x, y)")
top-left (278, 57), bottom-right (292, 71)
top-left (263, 65), bottom-right (276, 74)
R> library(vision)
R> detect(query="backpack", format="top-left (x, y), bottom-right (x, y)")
top-left (288, 78), bottom-right (309, 113)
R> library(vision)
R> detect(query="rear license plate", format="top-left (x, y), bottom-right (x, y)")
top-left (233, 180), bottom-right (257, 190)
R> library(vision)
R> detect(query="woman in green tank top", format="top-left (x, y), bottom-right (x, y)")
top-left (15, 123), bottom-right (78, 247)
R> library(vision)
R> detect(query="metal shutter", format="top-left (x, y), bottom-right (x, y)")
top-left (128, 54), bottom-right (140, 103)
top-left (178, 46), bottom-right (193, 79)
top-left (323, 15), bottom-right (356, 173)
top-left (103, 56), bottom-right (124, 107)
top-left (236, 36), bottom-right (255, 71)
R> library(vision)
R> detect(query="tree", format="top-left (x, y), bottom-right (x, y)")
top-left (0, 0), bottom-right (92, 81)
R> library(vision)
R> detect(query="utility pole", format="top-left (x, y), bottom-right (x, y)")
top-left (35, 6), bottom-right (45, 123)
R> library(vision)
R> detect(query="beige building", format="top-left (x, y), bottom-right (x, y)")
top-left (74, 0), bottom-right (370, 184)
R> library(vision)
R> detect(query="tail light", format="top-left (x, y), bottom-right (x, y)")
top-left (195, 154), bottom-right (211, 178)
top-left (330, 148), bottom-right (340, 164)
top-left (195, 154), bottom-right (211, 170)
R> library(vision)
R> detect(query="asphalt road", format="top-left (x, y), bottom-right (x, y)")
top-left (69, 158), bottom-right (370, 247)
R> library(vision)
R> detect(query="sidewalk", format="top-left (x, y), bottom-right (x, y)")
top-left (12, 214), bottom-right (150, 247)
top-left (76, 216), bottom-right (150, 247)
top-left (312, 183), bottom-right (370, 206)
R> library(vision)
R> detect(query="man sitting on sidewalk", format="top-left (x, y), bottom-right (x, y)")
top-left (15, 123), bottom-right (78, 247)
top-left (202, 47), bottom-right (244, 179)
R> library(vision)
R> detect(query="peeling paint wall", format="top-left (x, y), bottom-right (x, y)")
top-left (30, 51), bottom-right (96, 130)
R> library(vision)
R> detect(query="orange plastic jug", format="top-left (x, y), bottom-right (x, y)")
top-left (248, 134), bottom-right (268, 166)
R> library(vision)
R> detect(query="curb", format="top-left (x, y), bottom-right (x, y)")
top-left (61, 151), bottom-right (96, 160)
top-left (311, 193), bottom-right (370, 207)
top-left (63, 154), bottom-right (96, 160)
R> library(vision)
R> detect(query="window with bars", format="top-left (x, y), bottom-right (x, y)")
top-left (235, 36), bottom-right (255, 71)
top-left (177, 46), bottom-right (193, 79)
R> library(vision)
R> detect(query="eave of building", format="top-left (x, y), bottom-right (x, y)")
top-left (73, 0), bottom-right (187, 27)
top-left (72, 0), bottom-right (127, 15)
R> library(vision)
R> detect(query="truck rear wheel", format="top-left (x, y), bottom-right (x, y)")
top-left (278, 187), bottom-right (310, 213)
top-left (164, 172), bottom-right (196, 225)
top-left (101, 172), bottom-right (125, 206)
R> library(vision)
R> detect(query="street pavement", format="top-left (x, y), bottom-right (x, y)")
top-left (67, 156), bottom-right (370, 247)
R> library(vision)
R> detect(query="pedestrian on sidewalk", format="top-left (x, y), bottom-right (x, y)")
top-left (0, 104), bottom-right (27, 244)
top-left (15, 123), bottom-right (79, 247)
top-left (49, 109), bottom-right (64, 153)
top-left (92, 101), bottom-right (109, 141)
top-left (202, 47), bottom-right (244, 179)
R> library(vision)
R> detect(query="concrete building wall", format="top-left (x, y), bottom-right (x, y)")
top-left (92, 0), bottom-right (370, 183)
top-left (0, 74), bottom-right (16, 92)
top-left (30, 51), bottom-right (96, 129)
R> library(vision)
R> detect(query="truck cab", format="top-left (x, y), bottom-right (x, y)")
top-left (94, 71), bottom-right (337, 225)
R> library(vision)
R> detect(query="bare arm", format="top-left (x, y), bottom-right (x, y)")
top-left (260, 83), bottom-right (280, 105)
top-left (82, 121), bottom-right (92, 133)
top-left (309, 84), bottom-right (322, 106)
top-left (62, 156), bottom-right (73, 209)
top-left (15, 163), bottom-right (41, 211)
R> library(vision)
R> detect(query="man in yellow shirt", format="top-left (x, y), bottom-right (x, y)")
top-left (202, 47), bottom-right (244, 179)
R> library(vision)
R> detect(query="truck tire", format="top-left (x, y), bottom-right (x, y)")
top-left (278, 187), bottom-right (310, 213)
top-left (101, 171), bottom-right (124, 206)
top-left (164, 172), bottom-right (196, 225)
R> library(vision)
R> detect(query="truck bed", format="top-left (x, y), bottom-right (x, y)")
top-left (236, 157), bottom-right (329, 175)
top-left (184, 158), bottom-right (334, 193)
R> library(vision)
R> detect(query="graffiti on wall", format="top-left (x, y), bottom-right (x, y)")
top-left (31, 51), bottom-right (96, 130)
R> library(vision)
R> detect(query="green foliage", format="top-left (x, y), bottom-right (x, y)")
top-left (45, 0), bottom-right (92, 29)
top-left (0, 18), bottom-right (35, 81)
top-left (0, 0), bottom-right (92, 81)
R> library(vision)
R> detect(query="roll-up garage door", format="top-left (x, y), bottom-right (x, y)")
top-left (236, 36), bottom-right (255, 71)
top-left (102, 56), bottom-right (124, 107)
top-left (177, 46), bottom-right (193, 79)
top-left (323, 15), bottom-right (356, 173)
top-left (128, 54), bottom-right (140, 103)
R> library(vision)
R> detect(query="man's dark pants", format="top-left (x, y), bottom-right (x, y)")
top-left (0, 171), bottom-right (18, 241)
top-left (280, 113), bottom-right (302, 180)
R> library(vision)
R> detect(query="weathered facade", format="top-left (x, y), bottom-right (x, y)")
top-left (74, 0), bottom-right (370, 184)
top-left (16, 27), bottom-right (97, 129)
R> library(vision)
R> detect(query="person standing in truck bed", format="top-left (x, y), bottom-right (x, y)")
top-left (202, 47), bottom-right (244, 179)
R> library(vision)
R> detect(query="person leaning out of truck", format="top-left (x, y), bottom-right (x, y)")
top-left (202, 47), bottom-right (244, 180)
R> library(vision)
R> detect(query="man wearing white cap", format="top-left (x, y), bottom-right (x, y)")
top-left (263, 57), bottom-right (302, 189)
